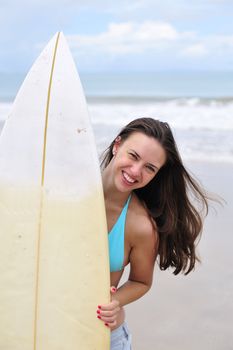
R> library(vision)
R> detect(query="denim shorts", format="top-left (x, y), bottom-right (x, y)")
top-left (110, 322), bottom-right (132, 350)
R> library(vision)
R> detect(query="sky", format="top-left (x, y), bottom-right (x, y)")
top-left (0, 0), bottom-right (233, 73)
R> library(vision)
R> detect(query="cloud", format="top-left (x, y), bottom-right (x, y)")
top-left (66, 20), bottom-right (233, 62)
top-left (1, 1), bottom-right (233, 72)
top-left (181, 44), bottom-right (208, 58)
top-left (67, 21), bottom-right (193, 56)
top-left (213, 34), bottom-right (233, 48)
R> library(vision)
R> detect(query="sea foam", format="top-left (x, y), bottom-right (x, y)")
top-left (1, 98), bottom-right (233, 163)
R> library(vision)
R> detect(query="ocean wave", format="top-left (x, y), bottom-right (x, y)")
top-left (86, 96), bottom-right (233, 106)
top-left (87, 99), bottom-right (233, 131)
top-left (1, 99), bottom-right (233, 163)
top-left (1, 98), bottom-right (233, 130)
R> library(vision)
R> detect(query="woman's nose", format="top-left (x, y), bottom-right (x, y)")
top-left (131, 163), bottom-right (142, 177)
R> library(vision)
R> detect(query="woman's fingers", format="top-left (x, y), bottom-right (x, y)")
top-left (97, 286), bottom-right (120, 328)
top-left (104, 320), bottom-right (117, 328)
top-left (97, 307), bottom-right (120, 325)
top-left (97, 287), bottom-right (120, 328)
top-left (98, 312), bottom-right (118, 329)
top-left (110, 286), bottom-right (117, 293)
top-left (97, 307), bottom-right (120, 317)
top-left (97, 300), bottom-right (120, 319)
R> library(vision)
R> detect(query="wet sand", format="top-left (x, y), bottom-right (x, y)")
top-left (124, 161), bottom-right (233, 350)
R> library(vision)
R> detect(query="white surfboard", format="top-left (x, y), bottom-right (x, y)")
top-left (0, 32), bottom-right (110, 350)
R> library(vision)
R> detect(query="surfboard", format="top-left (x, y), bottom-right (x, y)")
top-left (0, 32), bottom-right (110, 349)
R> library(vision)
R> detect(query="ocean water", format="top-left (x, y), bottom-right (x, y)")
top-left (0, 71), bottom-right (233, 163)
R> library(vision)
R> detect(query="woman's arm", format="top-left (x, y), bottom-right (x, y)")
top-left (97, 220), bottom-right (159, 328)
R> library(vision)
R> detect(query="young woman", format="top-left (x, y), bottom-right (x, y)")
top-left (96, 118), bottom-right (209, 349)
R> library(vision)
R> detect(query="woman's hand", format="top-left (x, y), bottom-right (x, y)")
top-left (97, 286), bottom-right (120, 329)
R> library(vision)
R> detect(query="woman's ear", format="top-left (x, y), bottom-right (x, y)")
top-left (112, 136), bottom-right (121, 155)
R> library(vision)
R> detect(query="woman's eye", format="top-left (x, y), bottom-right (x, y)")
top-left (146, 165), bottom-right (156, 173)
top-left (129, 152), bottom-right (137, 159)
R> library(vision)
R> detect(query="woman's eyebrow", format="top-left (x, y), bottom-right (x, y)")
top-left (130, 149), bottom-right (140, 158)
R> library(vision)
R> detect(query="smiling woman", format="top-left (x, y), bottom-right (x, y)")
top-left (108, 132), bottom-right (166, 192)
top-left (98, 117), bottom-right (210, 349)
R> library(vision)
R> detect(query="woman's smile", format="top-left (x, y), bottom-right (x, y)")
top-left (122, 170), bottom-right (137, 185)
top-left (112, 132), bottom-right (166, 192)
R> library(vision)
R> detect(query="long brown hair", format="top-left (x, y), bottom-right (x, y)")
top-left (101, 117), bottom-right (209, 275)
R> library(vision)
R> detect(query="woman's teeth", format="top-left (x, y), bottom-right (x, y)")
top-left (123, 171), bottom-right (135, 183)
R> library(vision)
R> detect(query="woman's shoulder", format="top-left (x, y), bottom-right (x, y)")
top-left (127, 193), bottom-right (159, 246)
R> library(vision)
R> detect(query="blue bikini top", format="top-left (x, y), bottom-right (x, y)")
top-left (108, 196), bottom-right (131, 272)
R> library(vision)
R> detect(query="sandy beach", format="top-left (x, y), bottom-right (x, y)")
top-left (123, 160), bottom-right (233, 350)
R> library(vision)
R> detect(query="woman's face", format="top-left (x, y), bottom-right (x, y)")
top-left (111, 132), bottom-right (166, 192)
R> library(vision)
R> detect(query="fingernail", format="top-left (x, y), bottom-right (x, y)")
top-left (97, 315), bottom-right (101, 319)
top-left (105, 323), bottom-right (109, 327)
top-left (112, 287), bottom-right (117, 292)
top-left (98, 305), bottom-right (101, 309)
top-left (96, 309), bottom-right (101, 314)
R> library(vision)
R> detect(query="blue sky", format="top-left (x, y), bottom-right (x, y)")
top-left (1, 0), bottom-right (233, 73)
